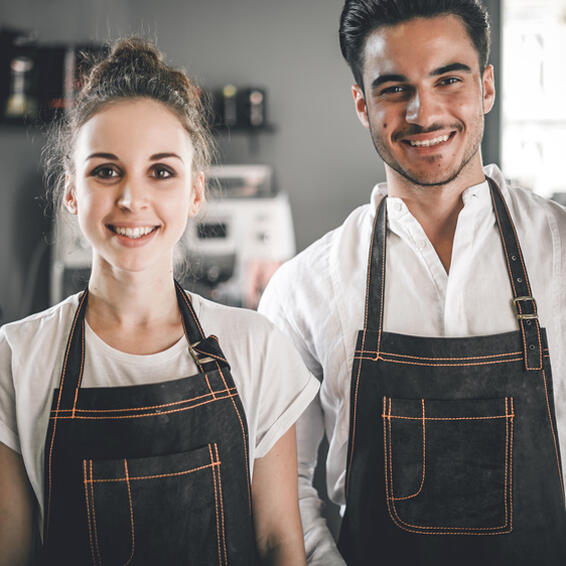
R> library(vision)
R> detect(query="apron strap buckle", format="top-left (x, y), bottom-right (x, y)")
top-left (512, 296), bottom-right (538, 320)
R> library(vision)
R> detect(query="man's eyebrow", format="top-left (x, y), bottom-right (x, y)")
top-left (370, 73), bottom-right (407, 90)
top-left (430, 62), bottom-right (472, 76)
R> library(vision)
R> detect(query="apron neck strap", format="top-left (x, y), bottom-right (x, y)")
top-left (54, 280), bottom-right (212, 413)
top-left (362, 177), bottom-right (542, 371)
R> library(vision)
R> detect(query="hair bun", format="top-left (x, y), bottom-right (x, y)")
top-left (109, 37), bottom-right (163, 64)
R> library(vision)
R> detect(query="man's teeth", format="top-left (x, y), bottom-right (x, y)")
top-left (113, 226), bottom-right (155, 239)
top-left (409, 134), bottom-right (450, 147)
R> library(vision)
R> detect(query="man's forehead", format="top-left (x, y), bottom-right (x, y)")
top-left (363, 14), bottom-right (476, 65)
top-left (361, 14), bottom-right (478, 75)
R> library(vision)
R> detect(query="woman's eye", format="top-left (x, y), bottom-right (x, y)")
top-left (91, 165), bottom-right (119, 179)
top-left (152, 166), bottom-right (174, 179)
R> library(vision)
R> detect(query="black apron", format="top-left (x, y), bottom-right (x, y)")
top-left (42, 281), bottom-right (258, 565)
top-left (338, 179), bottom-right (566, 565)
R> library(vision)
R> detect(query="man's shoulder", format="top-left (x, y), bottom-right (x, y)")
top-left (280, 201), bottom-right (374, 278)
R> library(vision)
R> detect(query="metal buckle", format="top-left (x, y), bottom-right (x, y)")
top-left (188, 339), bottom-right (215, 364)
top-left (512, 296), bottom-right (538, 320)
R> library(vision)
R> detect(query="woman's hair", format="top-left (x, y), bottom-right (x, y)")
top-left (43, 37), bottom-right (214, 213)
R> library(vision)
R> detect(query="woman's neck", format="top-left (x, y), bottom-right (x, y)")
top-left (85, 259), bottom-right (185, 354)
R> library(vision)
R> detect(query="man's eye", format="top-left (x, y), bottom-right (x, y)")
top-left (91, 166), bottom-right (119, 179)
top-left (439, 77), bottom-right (461, 86)
top-left (152, 166), bottom-right (174, 179)
top-left (380, 85), bottom-right (408, 96)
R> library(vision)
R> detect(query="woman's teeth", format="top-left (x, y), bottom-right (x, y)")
top-left (409, 134), bottom-right (450, 147)
top-left (113, 226), bottom-right (156, 239)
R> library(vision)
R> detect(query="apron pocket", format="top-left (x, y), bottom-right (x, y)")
top-left (82, 443), bottom-right (228, 566)
top-left (382, 396), bottom-right (514, 535)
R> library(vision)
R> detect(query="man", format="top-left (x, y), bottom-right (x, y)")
top-left (258, 1), bottom-right (566, 565)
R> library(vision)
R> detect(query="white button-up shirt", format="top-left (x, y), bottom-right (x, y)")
top-left (258, 164), bottom-right (566, 565)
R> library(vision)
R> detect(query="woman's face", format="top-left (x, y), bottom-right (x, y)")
top-left (64, 98), bottom-right (204, 275)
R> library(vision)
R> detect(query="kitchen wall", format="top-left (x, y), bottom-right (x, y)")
top-left (0, 0), bottom-right (500, 323)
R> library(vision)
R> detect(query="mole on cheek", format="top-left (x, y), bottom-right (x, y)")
top-left (383, 123), bottom-right (387, 129)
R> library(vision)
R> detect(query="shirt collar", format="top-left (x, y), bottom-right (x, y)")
top-left (369, 163), bottom-right (506, 211)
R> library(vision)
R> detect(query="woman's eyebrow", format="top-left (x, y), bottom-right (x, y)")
top-left (150, 152), bottom-right (183, 162)
top-left (85, 152), bottom-right (119, 161)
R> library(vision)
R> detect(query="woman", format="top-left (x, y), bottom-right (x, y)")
top-left (0, 38), bottom-right (318, 565)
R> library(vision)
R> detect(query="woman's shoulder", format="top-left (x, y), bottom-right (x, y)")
top-left (1, 294), bottom-right (81, 347)
top-left (189, 292), bottom-right (276, 341)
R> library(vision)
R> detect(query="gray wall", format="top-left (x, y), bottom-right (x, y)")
top-left (0, 0), bottom-right (501, 323)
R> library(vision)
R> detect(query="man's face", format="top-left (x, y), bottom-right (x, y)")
top-left (352, 15), bottom-right (495, 187)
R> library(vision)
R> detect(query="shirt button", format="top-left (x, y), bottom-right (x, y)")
top-left (417, 240), bottom-right (427, 249)
top-left (394, 202), bottom-right (403, 212)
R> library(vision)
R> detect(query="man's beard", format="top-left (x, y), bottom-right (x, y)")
top-left (368, 118), bottom-right (485, 188)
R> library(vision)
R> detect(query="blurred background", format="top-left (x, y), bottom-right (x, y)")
top-left (0, 0), bottom-right (564, 325)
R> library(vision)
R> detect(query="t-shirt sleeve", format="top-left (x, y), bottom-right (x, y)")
top-left (252, 322), bottom-right (319, 459)
top-left (0, 327), bottom-right (20, 453)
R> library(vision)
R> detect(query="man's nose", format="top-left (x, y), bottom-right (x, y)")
top-left (405, 89), bottom-right (441, 128)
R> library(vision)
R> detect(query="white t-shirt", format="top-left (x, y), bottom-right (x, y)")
top-left (258, 164), bottom-right (566, 565)
top-left (0, 291), bottom-right (319, 530)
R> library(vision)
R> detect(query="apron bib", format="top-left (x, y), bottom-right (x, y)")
top-left (42, 281), bottom-right (258, 565)
top-left (338, 179), bottom-right (566, 565)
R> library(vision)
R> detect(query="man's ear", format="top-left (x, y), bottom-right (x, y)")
top-left (482, 64), bottom-right (496, 115)
top-left (189, 171), bottom-right (205, 217)
top-left (352, 84), bottom-right (370, 128)
top-left (63, 175), bottom-right (78, 215)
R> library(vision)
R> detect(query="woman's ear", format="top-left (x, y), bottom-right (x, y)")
top-left (189, 171), bottom-right (205, 217)
top-left (63, 174), bottom-right (78, 215)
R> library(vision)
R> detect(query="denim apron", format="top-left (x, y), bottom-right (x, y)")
top-left (337, 178), bottom-right (566, 565)
top-left (42, 281), bottom-right (258, 565)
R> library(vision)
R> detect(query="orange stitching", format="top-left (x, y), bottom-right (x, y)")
top-left (391, 399), bottom-right (425, 501)
top-left (123, 460), bottom-right (135, 566)
top-left (71, 317), bottom-right (86, 417)
top-left (383, 396), bottom-right (514, 534)
top-left (363, 356), bottom-right (524, 367)
top-left (509, 398), bottom-right (514, 531)
top-left (541, 369), bottom-right (565, 502)
top-left (83, 460), bottom-right (97, 566)
top-left (45, 290), bottom-right (88, 535)
top-left (89, 460), bottom-right (102, 565)
top-left (51, 387), bottom-right (236, 415)
top-left (357, 350), bottom-right (523, 361)
top-left (214, 360), bottom-right (252, 513)
top-left (50, 391), bottom-right (239, 421)
top-left (214, 443), bottom-right (228, 566)
top-left (208, 444), bottom-right (222, 566)
top-left (86, 461), bottom-right (220, 483)
top-left (177, 283), bottom-right (206, 338)
top-left (375, 201), bottom-right (387, 358)
top-left (383, 415), bottom-right (513, 422)
top-left (345, 357), bottom-right (363, 494)
top-left (204, 374), bottom-right (216, 399)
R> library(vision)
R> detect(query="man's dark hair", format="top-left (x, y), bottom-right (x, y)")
top-left (339, 0), bottom-right (491, 88)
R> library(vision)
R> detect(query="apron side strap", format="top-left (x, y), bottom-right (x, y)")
top-left (363, 197), bottom-right (388, 353)
top-left (488, 178), bottom-right (542, 371)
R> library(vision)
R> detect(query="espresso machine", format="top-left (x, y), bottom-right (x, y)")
top-left (181, 165), bottom-right (295, 308)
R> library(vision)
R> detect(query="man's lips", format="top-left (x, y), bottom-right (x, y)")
top-left (400, 131), bottom-right (457, 149)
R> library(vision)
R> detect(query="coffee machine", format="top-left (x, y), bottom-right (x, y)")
top-left (181, 165), bottom-right (295, 308)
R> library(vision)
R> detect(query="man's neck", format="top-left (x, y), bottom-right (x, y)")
top-left (385, 165), bottom-right (486, 273)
